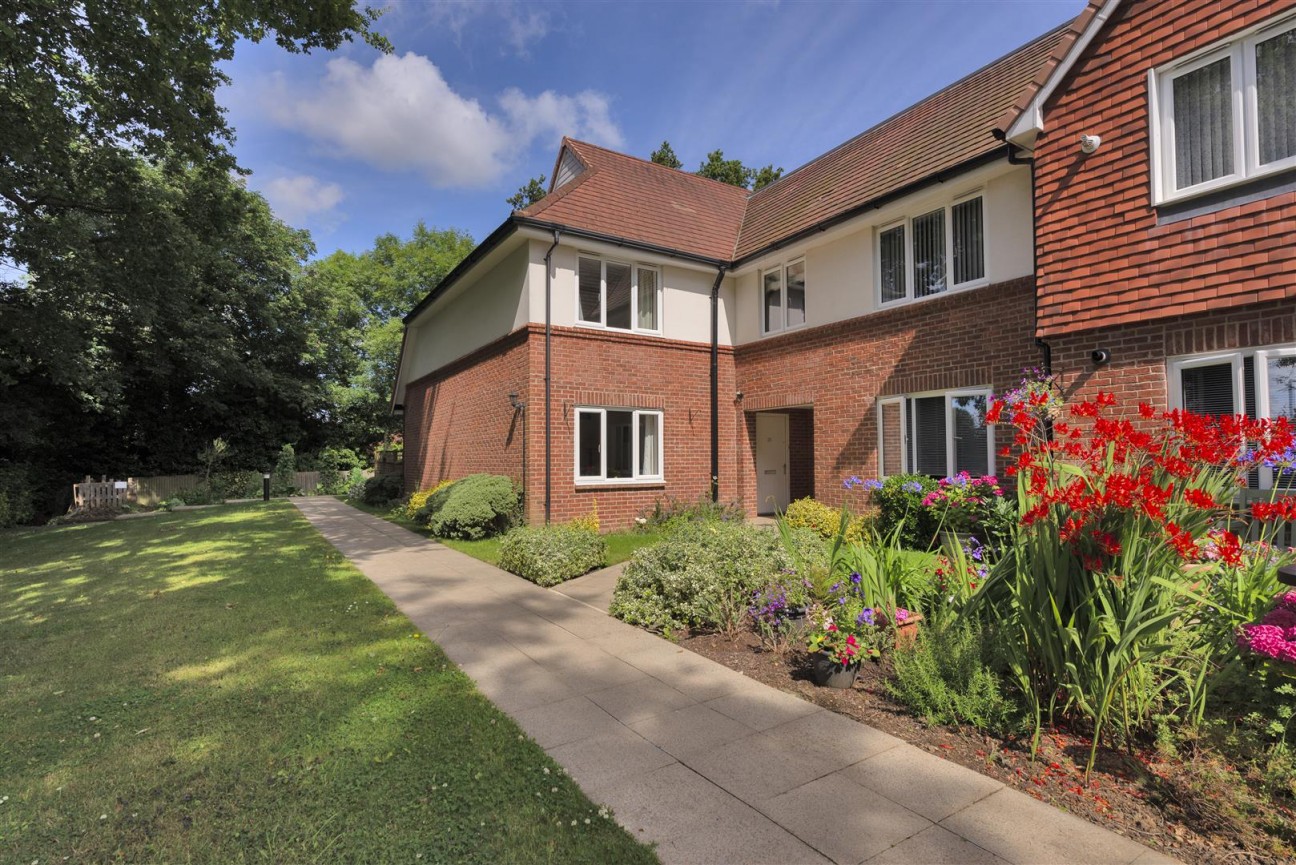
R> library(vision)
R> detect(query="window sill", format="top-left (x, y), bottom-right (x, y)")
top-left (574, 321), bottom-right (663, 338)
top-left (878, 278), bottom-right (990, 311)
top-left (1156, 167), bottom-right (1296, 225)
top-left (574, 478), bottom-right (666, 489)
top-left (760, 321), bottom-right (810, 339)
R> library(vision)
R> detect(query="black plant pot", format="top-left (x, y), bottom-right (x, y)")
top-left (810, 655), bottom-right (860, 689)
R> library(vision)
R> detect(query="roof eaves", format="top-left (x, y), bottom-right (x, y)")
top-left (731, 147), bottom-right (1008, 270)
top-left (1003, 0), bottom-right (1123, 145)
top-left (513, 215), bottom-right (731, 268)
top-left (403, 216), bottom-right (519, 324)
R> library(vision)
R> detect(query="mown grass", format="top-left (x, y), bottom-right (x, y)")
top-left (0, 503), bottom-right (657, 864)
top-left (348, 499), bottom-right (661, 568)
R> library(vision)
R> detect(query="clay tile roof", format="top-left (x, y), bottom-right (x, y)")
top-left (518, 138), bottom-right (749, 262)
top-left (733, 20), bottom-right (1075, 261)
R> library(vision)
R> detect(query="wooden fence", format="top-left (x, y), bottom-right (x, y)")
top-left (73, 471), bottom-right (325, 508)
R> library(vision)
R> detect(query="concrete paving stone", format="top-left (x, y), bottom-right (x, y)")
top-left (598, 762), bottom-right (832, 865)
top-left (542, 606), bottom-right (626, 640)
top-left (862, 824), bottom-right (1009, 865)
top-left (553, 562), bottom-right (624, 612)
top-left (457, 655), bottom-right (578, 715)
top-left (629, 703), bottom-right (760, 761)
top-left (762, 710), bottom-right (902, 771)
top-left (758, 772), bottom-right (933, 865)
top-left (545, 725), bottom-right (677, 791)
top-left (705, 685), bottom-right (823, 731)
top-left (940, 788), bottom-right (1160, 865)
top-left (685, 731), bottom-right (840, 804)
top-left (840, 743), bottom-right (1003, 822)
top-left (621, 648), bottom-right (753, 702)
top-left (588, 624), bottom-right (680, 659)
top-left (510, 695), bottom-right (625, 750)
top-left (542, 649), bottom-right (648, 694)
top-left (585, 675), bottom-right (695, 724)
top-left (1130, 850), bottom-right (1184, 865)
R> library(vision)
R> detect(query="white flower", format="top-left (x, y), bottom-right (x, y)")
top-left (542, 767), bottom-right (550, 775)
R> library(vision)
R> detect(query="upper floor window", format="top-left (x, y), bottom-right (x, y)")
top-left (877, 388), bottom-right (994, 479)
top-left (762, 258), bottom-right (806, 334)
top-left (878, 194), bottom-right (985, 306)
top-left (577, 256), bottom-right (661, 333)
top-left (1153, 16), bottom-right (1296, 204)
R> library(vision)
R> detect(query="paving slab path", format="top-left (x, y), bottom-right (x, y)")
top-left (294, 498), bottom-right (1180, 865)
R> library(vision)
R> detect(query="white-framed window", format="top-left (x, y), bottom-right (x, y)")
top-left (877, 192), bottom-right (986, 306)
top-left (1151, 14), bottom-right (1296, 204)
top-left (577, 256), bottom-right (661, 333)
top-left (761, 258), bottom-right (807, 334)
top-left (575, 407), bottom-right (664, 483)
top-left (1169, 345), bottom-right (1296, 488)
top-left (876, 389), bottom-right (995, 478)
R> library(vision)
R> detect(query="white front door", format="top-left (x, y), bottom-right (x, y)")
top-left (755, 413), bottom-right (790, 514)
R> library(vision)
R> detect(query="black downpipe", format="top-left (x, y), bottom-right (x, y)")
top-left (1002, 138), bottom-right (1052, 376)
top-left (543, 229), bottom-right (560, 524)
top-left (709, 266), bottom-right (728, 502)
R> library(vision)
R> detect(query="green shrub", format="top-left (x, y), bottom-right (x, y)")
top-left (783, 497), bottom-right (867, 543)
top-left (889, 620), bottom-right (1016, 732)
top-left (414, 479), bottom-right (459, 523)
top-left (610, 521), bottom-right (799, 634)
top-left (498, 525), bottom-right (607, 586)
top-left (0, 463), bottom-right (37, 528)
top-left (427, 474), bottom-right (518, 540)
top-left (636, 496), bottom-right (745, 533)
top-left (360, 474), bottom-right (404, 506)
top-left (272, 444), bottom-right (297, 496)
top-left (874, 474), bottom-right (940, 549)
top-left (406, 479), bottom-right (456, 521)
top-left (211, 470), bottom-right (262, 500)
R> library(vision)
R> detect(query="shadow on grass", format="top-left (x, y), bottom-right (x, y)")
top-left (1, 502), bottom-right (658, 865)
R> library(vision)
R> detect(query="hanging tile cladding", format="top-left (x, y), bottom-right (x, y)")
top-left (1033, 0), bottom-right (1296, 337)
top-left (733, 277), bottom-right (1038, 507)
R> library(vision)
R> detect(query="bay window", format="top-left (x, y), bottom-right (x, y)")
top-left (577, 256), bottom-right (661, 333)
top-left (877, 193), bottom-right (985, 306)
top-left (1152, 15), bottom-right (1296, 203)
top-left (877, 389), bottom-right (994, 478)
top-left (575, 408), bottom-right (663, 483)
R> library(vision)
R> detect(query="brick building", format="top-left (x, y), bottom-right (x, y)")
top-left (394, 0), bottom-right (1296, 527)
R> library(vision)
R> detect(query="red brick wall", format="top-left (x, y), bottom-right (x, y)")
top-left (523, 325), bottom-right (738, 529)
top-left (403, 330), bottom-right (530, 496)
top-left (1034, 0), bottom-right (1296, 338)
top-left (1047, 298), bottom-right (1296, 414)
top-left (734, 277), bottom-right (1039, 510)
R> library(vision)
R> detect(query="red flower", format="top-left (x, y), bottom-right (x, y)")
top-left (986, 400), bottom-right (1004, 424)
top-left (1184, 488), bottom-right (1217, 509)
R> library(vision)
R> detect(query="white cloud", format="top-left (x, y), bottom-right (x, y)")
top-left (261, 174), bottom-right (344, 224)
top-left (273, 52), bottom-right (623, 188)
top-left (504, 9), bottom-right (550, 57)
top-left (390, 1), bottom-right (552, 56)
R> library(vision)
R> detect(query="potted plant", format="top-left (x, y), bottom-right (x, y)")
top-left (806, 612), bottom-right (876, 688)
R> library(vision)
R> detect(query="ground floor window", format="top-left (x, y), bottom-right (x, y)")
top-left (1169, 344), bottom-right (1296, 487)
top-left (877, 389), bottom-right (994, 478)
top-left (575, 407), bottom-right (663, 482)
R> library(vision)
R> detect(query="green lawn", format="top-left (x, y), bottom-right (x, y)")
top-left (0, 503), bottom-right (657, 864)
top-left (349, 499), bottom-right (661, 569)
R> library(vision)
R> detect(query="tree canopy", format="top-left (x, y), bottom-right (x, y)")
top-left (650, 141), bottom-right (683, 169)
top-left (506, 175), bottom-right (548, 209)
top-left (695, 149), bottom-right (784, 190)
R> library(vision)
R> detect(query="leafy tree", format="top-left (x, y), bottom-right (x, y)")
top-left (695, 150), bottom-right (784, 190)
top-left (506, 175), bottom-right (547, 209)
top-left (1, 2), bottom-right (387, 262)
top-left (650, 141), bottom-right (683, 169)
top-left (751, 164), bottom-right (784, 190)
top-left (297, 223), bottom-right (476, 454)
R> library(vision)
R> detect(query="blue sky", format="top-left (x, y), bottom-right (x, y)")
top-left (220, 0), bottom-right (1081, 257)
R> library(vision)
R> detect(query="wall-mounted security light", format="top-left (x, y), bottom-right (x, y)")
top-left (508, 391), bottom-right (525, 410)
top-left (735, 391), bottom-right (744, 401)
top-left (1091, 348), bottom-right (1112, 366)
top-left (1080, 134), bottom-right (1102, 154)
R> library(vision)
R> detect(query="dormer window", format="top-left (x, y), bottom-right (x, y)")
top-left (1152, 15), bottom-right (1296, 204)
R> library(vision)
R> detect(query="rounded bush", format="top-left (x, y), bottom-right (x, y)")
top-left (360, 474), bottom-right (404, 506)
top-left (610, 521), bottom-right (805, 634)
top-left (873, 474), bottom-right (940, 549)
top-left (498, 525), bottom-right (607, 586)
top-left (427, 473), bottom-right (518, 540)
top-left (783, 497), bottom-right (867, 543)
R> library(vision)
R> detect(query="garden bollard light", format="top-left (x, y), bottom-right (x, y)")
top-left (263, 472), bottom-right (271, 502)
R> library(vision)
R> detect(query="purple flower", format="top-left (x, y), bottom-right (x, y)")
top-left (903, 481), bottom-right (923, 493)
top-left (856, 608), bottom-right (875, 627)
top-left (843, 475), bottom-right (863, 490)
top-left (849, 571), bottom-right (862, 585)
